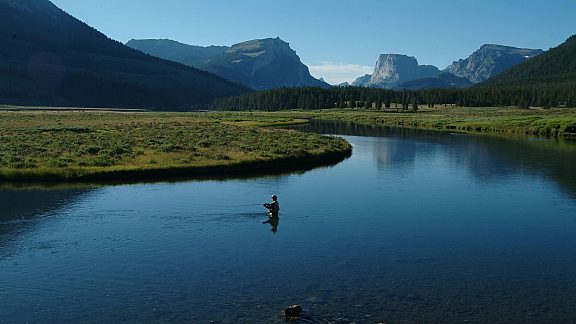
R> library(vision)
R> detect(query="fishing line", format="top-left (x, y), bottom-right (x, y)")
top-left (233, 203), bottom-right (265, 208)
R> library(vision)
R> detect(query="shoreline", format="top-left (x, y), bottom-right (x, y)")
top-left (0, 110), bottom-right (352, 185)
top-left (290, 107), bottom-right (576, 138)
top-left (0, 146), bottom-right (352, 186)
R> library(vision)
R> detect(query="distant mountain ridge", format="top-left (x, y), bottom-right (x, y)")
top-left (445, 44), bottom-right (543, 83)
top-left (351, 74), bottom-right (371, 87)
top-left (126, 39), bottom-right (228, 67)
top-left (127, 38), bottom-right (329, 90)
top-left (0, 0), bottom-right (248, 110)
top-left (351, 44), bottom-right (543, 90)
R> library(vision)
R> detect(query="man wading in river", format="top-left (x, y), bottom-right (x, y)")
top-left (263, 195), bottom-right (280, 233)
top-left (263, 194), bottom-right (280, 217)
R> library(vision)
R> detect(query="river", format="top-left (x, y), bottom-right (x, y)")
top-left (1, 121), bottom-right (575, 323)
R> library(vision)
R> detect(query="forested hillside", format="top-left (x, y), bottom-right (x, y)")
top-left (0, 0), bottom-right (249, 110)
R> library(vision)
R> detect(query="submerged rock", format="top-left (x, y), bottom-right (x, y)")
top-left (284, 305), bottom-right (303, 317)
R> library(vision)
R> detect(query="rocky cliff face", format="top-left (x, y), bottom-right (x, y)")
top-left (445, 44), bottom-right (543, 83)
top-left (351, 74), bottom-right (371, 87)
top-left (127, 37), bottom-right (329, 90)
top-left (352, 54), bottom-right (440, 88)
top-left (202, 37), bottom-right (329, 90)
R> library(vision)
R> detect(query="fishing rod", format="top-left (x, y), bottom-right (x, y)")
top-left (234, 203), bottom-right (265, 208)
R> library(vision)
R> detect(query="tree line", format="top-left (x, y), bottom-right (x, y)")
top-left (213, 83), bottom-right (576, 111)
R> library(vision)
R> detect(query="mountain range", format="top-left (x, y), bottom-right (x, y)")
top-left (0, 0), bottom-right (248, 111)
top-left (0, 0), bottom-right (566, 111)
top-left (126, 38), bottom-right (329, 90)
top-left (352, 44), bottom-right (543, 90)
top-left (214, 33), bottom-right (576, 111)
top-left (130, 38), bottom-right (537, 91)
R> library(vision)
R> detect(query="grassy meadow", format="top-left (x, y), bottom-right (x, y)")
top-left (0, 111), bottom-right (350, 182)
top-left (2, 106), bottom-right (575, 182)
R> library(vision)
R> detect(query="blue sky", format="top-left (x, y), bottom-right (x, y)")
top-left (51, 0), bottom-right (576, 84)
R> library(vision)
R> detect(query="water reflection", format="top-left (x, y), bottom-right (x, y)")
top-left (0, 188), bottom-right (92, 222)
top-left (262, 215), bottom-right (280, 233)
top-left (0, 188), bottom-right (94, 257)
top-left (299, 120), bottom-right (576, 199)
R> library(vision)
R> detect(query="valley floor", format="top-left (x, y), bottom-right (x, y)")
top-left (2, 106), bottom-right (575, 183)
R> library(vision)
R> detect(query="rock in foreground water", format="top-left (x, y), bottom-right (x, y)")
top-left (284, 305), bottom-right (303, 317)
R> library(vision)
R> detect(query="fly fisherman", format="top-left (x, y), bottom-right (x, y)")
top-left (263, 194), bottom-right (280, 216)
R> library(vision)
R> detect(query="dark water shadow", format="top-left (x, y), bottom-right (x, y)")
top-left (0, 189), bottom-right (94, 222)
top-left (0, 188), bottom-right (95, 258)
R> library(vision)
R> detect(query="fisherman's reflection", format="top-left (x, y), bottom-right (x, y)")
top-left (262, 215), bottom-right (279, 233)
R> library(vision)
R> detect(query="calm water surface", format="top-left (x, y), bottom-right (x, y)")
top-left (1, 122), bottom-right (576, 323)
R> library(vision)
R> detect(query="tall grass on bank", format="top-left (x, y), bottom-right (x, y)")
top-left (0, 111), bottom-right (350, 181)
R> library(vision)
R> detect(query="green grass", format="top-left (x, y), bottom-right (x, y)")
top-left (0, 111), bottom-right (351, 182)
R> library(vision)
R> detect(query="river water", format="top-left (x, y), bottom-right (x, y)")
top-left (1, 121), bottom-right (575, 323)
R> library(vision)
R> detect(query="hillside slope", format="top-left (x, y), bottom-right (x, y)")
top-left (126, 39), bottom-right (228, 67)
top-left (481, 36), bottom-right (576, 87)
top-left (446, 44), bottom-right (543, 83)
top-left (0, 0), bottom-right (249, 110)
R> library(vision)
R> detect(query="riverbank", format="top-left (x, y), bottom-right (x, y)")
top-left (226, 107), bottom-right (576, 138)
top-left (0, 111), bottom-right (351, 183)
top-left (301, 107), bottom-right (576, 138)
